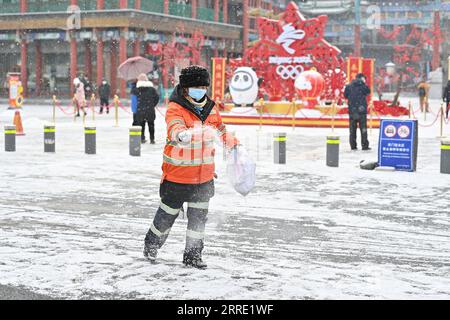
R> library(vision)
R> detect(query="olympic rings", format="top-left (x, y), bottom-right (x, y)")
top-left (276, 65), bottom-right (304, 80)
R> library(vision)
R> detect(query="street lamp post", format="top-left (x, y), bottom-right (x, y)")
top-left (385, 62), bottom-right (396, 76)
top-left (385, 62), bottom-right (396, 92)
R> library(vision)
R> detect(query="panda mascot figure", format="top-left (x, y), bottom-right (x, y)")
top-left (229, 67), bottom-right (262, 107)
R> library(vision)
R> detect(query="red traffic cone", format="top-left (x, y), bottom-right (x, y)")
top-left (13, 111), bottom-right (25, 136)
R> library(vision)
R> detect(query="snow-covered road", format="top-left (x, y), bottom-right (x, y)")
top-left (0, 100), bottom-right (449, 299)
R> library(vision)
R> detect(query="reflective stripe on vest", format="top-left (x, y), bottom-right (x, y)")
top-left (168, 119), bottom-right (185, 128)
top-left (169, 127), bottom-right (182, 142)
top-left (166, 140), bottom-right (215, 149)
top-left (160, 201), bottom-right (181, 216)
top-left (186, 229), bottom-right (205, 240)
top-left (150, 222), bottom-right (171, 238)
top-left (163, 154), bottom-right (215, 166)
top-left (187, 202), bottom-right (209, 210)
top-left (217, 124), bottom-right (226, 136)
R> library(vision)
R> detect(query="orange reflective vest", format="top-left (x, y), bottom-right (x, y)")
top-left (162, 101), bottom-right (239, 185)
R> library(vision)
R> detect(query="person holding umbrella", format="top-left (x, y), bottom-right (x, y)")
top-left (118, 56), bottom-right (154, 83)
top-left (118, 55), bottom-right (155, 130)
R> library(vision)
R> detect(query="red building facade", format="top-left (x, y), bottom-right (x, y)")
top-left (0, 0), bottom-right (287, 99)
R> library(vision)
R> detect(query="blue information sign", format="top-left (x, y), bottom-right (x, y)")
top-left (378, 119), bottom-right (418, 172)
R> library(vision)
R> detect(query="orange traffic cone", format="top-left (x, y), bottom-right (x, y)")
top-left (13, 111), bottom-right (25, 136)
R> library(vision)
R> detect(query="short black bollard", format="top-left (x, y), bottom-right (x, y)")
top-left (44, 125), bottom-right (56, 153)
top-left (129, 126), bottom-right (141, 157)
top-left (4, 125), bottom-right (16, 152)
top-left (274, 133), bottom-right (286, 164)
top-left (85, 126), bottom-right (96, 155)
top-left (326, 135), bottom-right (340, 167)
top-left (440, 139), bottom-right (450, 174)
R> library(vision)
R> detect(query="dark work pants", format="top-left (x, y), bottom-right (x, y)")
top-left (100, 98), bottom-right (109, 113)
top-left (349, 114), bottom-right (369, 149)
top-left (144, 180), bottom-right (215, 254)
top-left (140, 120), bottom-right (155, 142)
top-left (132, 116), bottom-right (155, 142)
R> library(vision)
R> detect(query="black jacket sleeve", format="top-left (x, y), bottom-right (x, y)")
top-left (151, 88), bottom-right (160, 107)
top-left (364, 84), bottom-right (371, 97)
top-left (344, 85), bottom-right (349, 99)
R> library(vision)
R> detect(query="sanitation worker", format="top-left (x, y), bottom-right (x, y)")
top-left (143, 65), bottom-right (240, 269)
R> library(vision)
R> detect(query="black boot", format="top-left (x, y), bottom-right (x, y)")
top-left (143, 243), bottom-right (158, 263)
top-left (183, 248), bottom-right (207, 269)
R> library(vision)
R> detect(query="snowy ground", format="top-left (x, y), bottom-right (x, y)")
top-left (0, 98), bottom-right (449, 300)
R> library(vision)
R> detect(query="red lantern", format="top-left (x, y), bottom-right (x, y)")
top-left (294, 69), bottom-right (325, 108)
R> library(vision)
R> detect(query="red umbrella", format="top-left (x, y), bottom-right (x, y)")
top-left (118, 56), bottom-right (154, 81)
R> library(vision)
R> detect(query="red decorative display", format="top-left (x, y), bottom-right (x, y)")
top-left (211, 58), bottom-right (226, 101)
top-left (324, 67), bottom-right (347, 105)
top-left (378, 26), bottom-right (405, 41)
top-left (346, 57), bottom-right (375, 104)
top-left (228, 1), bottom-right (345, 102)
top-left (377, 24), bottom-right (434, 84)
top-left (337, 100), bottom-right (409, 117)
top-left (150, 27), bottom-right (205, 89)
top-left (147, 42), bottom-right (162, 56)
top-left (294, 69), bottom-right (325, 108)
top-left (392, 25), bottom-right (434, 82)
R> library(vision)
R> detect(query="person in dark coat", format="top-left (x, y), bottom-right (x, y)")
top-left (344, 73), bottom-right (371, 151)
top-left (98, 79), bottom-right (111, 114)
top-left (79, 75), bottom-right (92, 100)
top-left (443, 80), bottom-right (450, 118)
top-left (132, 74), bottom-right (160, 144)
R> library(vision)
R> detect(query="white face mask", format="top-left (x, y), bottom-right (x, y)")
top-left (188, 88), bottom-right (207, 100)
top-left (102, 81), bottom-right (107, 84)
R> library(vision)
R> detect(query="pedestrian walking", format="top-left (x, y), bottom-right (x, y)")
top-left (73, 77), bottom-right (86, 117)
top-left (417, 78), bottom-right (430, 113)
top-left (143, 65), bottom-right (241, 269)
top-left (443, 80), bottom-right (450, 119)
top-left (98, 79), bottom-right (111, 114)
top-left (131, 74), bottom-right (160, 144)
top-left (344, 73), bottom-right (371, 151)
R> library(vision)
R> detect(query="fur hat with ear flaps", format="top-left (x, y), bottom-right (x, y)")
top-left (179, 65), bottom-right (210, 88)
